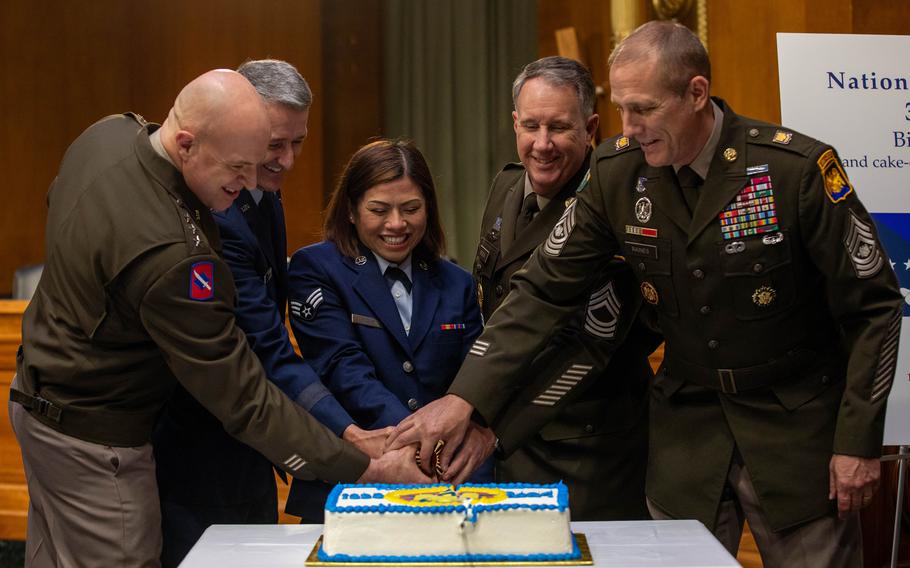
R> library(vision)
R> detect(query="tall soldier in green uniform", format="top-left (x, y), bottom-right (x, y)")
top-left (471, 56), bottom-right (654, 520)
top-left (9, 69), bottom-right (428, 567)
top-left (389, 22), bottom-right (902, 566)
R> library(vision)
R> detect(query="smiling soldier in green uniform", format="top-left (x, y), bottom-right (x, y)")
top-left (9, 69), bottom-right (428, 567)
top-left (389, 22), bottom-right (902, 567)
top-left (471, 56), bottom-right (656, 520)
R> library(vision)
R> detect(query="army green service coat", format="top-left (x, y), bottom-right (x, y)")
top-left (472, 161), bottom-right (656, 520)
top-left (17, 114), bottom-right (368, 482)
top-left (451, 99), bottom-right (902, 531)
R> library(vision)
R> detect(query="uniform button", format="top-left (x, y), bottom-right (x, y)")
top-left (638, 262), bottom-right (646, 271)
top-left (707, 339), bottom-right (719, 349)
top-left (692, 269), bottom-right (705, 279)
top-left (495, 285), bottom-right (504, 297)
top-left (402, 361), bottom-right (414, 373)
top-left (584, 424), bottom-right (594, 434)
top-left (821, 375), bottom-right (830, 385)
top-left (407, 398), bottom-right (419, 410)
top-left (699, 305), bottom-right (711, 315)
top-left (753, 263), bottom-right (764, 273)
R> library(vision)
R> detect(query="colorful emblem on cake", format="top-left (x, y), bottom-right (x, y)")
top-left (384, 486), bottom-right (508, 507)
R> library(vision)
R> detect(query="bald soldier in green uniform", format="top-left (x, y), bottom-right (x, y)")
top-left (389, 22), bottom-right (902, 566)
top-left (471, 56), bottom-right (654, 520)
top-left (9, 69), bottom-right (428, 567)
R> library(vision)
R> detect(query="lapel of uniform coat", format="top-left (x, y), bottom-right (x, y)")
top-left (687, 108), bottom-right (750, 245)
top-left (349, 249), bottom-right (413, 356)
top-left (500, 177), bottom-right (580, 267)
top-left (648, 165), bottom-right (691, 234)
top-left (270, 191), bottom-right (289, 316)
top-left (241, 191), bottom-right (282, 277)
top-left (406, 253), bottom-right (441, 353)
top-left (497, 173), bottom-right (524, 256)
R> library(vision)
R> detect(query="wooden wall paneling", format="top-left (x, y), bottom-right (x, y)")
top-left (852, 0), bottom-right (910, 34)
top-left (320, 0), bottom-right (383, 221)
top-left (0, 0), bottom-right (327, 297)
top-left (707, 0), bottom-right (853, 125)
top-left (538, 0), bottom-right (615, 139)
top-left (0, 301), bottom-right (29, 540)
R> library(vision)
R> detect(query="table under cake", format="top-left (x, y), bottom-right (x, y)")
top-left (179, 520), bottom-right (741, 567)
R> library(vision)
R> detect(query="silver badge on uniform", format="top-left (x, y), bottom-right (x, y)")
top-left (290, 288), bottom-right (324, 321)
top-left (843, 209), bottom-right (884, 278)
top-left (635, 177), bottom-right (648, 193)
top-left (724, 241), bottom-right (745, 255)
top-left (418, 260), bottom-right (429, 271)
top-left (584, 280), bottom-right (620, 339)
top-left (543, 199), bottom-right (577, 257)
top-left (354, 255), bottom-right (367, 266)
top-left (634, 197), bottom-right (652, 223)
top-left (762, 232), bottom-right (784, 246)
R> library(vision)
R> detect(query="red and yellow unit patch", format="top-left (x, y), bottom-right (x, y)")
top-left (718, 175), bottom-right (779, 240)
top-left (384, 486), bottom-right (508, 507)
top-left (817, 148), bottom-right (854, 203)
top-left (440, 323), bottom-right (466, 331)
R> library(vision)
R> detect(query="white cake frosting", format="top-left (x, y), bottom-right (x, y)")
top-left (318, 482), bottom-right (578, 562)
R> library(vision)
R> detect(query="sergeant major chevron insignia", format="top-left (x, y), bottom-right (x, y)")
top-left (584, 281), bottom-right (620, 338)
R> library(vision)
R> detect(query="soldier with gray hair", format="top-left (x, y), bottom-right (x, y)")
top-left (454, 55), bottom-right (656, 519)
top-left (152, 59), bottom-right (421, 566)
top-left (389, 22), bottom-right (901, 566)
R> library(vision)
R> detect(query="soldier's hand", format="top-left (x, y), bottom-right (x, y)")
top-left (385, 394), bottom-right (474, 476)
top-left (441, 422), bottom-right (496, 485)
top-left (829, 453), bottom-right (880, 519)
top-left (343, 424), bottom-right (392, 459)
top-left (357, 445), bottom-right (434, 484)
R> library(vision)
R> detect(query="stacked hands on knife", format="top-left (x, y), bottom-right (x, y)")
top-left (354, 394), bottom-right (491, 485)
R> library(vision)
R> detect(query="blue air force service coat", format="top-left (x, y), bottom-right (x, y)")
top-left (284, 241), bottom-right (482, 515)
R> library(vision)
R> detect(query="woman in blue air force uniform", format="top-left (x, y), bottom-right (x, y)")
top-left (285, 139), bottom-right (490, 520)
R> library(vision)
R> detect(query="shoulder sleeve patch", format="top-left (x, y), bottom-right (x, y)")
top-left (818, 148), bottom-right (854, 203)
top-left (189, 261), bottom-right (215, 300)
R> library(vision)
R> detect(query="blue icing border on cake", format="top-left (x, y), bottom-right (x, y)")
top-left (317, 532), bottom-right (581, 563)
top-left (326, 482), bottom-right (569, 514)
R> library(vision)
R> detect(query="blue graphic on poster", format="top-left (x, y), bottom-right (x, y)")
top-left (873, 213), bottom-right (910, 317)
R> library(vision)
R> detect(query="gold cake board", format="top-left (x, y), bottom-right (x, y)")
top-left (306, 533), bottom-right (593, 566)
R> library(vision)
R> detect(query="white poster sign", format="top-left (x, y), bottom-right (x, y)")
top-left (778, 33), bottom-right (910, 445)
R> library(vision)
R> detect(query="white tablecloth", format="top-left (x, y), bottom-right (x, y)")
top-left (179, 520), bottom-right (741, 568)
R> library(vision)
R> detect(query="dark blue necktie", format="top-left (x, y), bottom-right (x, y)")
top-left (384, 266), bottom-right (412, 294)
